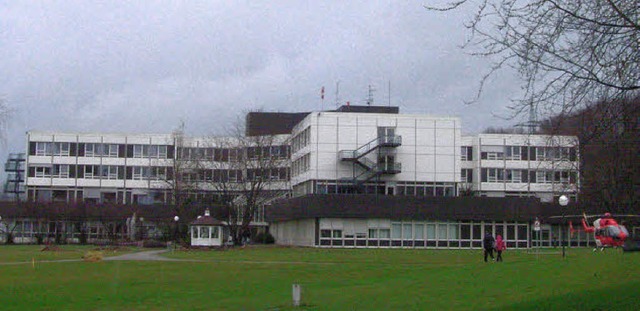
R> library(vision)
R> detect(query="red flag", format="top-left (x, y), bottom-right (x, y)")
top-left (346, 101), bottom-right (350, 106)
top-left (321, 87), bottom-right (325, 100)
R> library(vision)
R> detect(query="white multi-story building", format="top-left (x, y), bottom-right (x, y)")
top-left (290, 106), bottom-right (462, 197)
top-left (23, 107), bottom-right (579, 205)
top-left (460, 134), bottom-right (579, 202)
top-left (24, 131), bottom-right (291, 207)
top-left (288, 106), bottom-right (579, 201)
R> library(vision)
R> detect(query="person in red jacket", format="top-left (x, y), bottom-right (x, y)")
top-left (495, 235), bottom-right (506, 262)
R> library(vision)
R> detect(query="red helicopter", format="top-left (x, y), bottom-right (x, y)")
top-left (563, 213), bottom-right (639, 251)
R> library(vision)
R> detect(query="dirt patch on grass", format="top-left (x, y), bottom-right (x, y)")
top-left (40, 245), bottom-right (64, 252)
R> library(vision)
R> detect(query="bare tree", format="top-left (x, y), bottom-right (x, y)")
top-left (154, 122), bottom-right (202, 244)
top-left (0, 97), bottom-right (11, 143)
top-left (427, 1), bottom-right (639, 119)
top-left (539, 96), bottom-right (640, 213)
top-left (204, 119), bottom-right (291, 246)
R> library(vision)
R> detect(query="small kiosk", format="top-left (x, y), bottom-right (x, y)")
top-left (190, 209), bottom-right (226, 247)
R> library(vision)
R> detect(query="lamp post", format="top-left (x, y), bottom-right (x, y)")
top-left (173, 216), bottom-right (179, 250)
top-left (558, 195), bottom-right (569, 258)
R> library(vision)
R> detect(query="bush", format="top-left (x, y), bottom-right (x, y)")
top-left (254, 232), bottom-right (275, 244)
top-left (142, 240), bottom-right (167, 248)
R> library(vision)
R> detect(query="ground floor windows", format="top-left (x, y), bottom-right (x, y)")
top-left (307, 180), bottom-right (457, 197)
top-left (318, 219), bottom-right (532, 249)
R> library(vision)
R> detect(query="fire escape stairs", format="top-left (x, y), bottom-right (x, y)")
top-left (338, 135), bottom-right (402, 187)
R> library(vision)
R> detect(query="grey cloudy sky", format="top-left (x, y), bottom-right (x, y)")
top-left (0, 1), bottom-right (523, 164)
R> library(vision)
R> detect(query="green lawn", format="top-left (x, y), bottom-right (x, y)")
top-left (0, 245), bottom-right (138, 262)
top-left (1, 246), bottom-right (639, 310)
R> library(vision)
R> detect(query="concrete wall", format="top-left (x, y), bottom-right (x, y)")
top-left (271, 218), bottom-right (316, 247)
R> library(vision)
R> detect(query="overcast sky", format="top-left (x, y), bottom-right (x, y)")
top-left (0, 1), bottom-right (523, 172)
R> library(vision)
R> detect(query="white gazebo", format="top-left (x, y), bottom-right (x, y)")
top-left (190, 209), bottom-right (226, 247)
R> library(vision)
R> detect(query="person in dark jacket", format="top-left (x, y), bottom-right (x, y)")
top-left (495, 235), bottom-right (506, 262)
top-left (483, 232), bottom-right (495, 262)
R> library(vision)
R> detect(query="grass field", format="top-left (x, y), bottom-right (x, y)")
top-left (1, 246), bottom-right (639, 310)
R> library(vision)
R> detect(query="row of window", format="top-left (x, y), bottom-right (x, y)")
top-left (28, 165), bottom-right (290, 182)
top-left (320, 222), bottom-right (530, 242)
top-left (29, 142), bottom-right (290, 162)
top-left (461, 146), bottom-right (578, 161)
top-left (479, 168), bottom-right (577, 184)
top-left (291, 153), bottom-right (311, 177)
top-left (291, 127), bottom-right (311, 154)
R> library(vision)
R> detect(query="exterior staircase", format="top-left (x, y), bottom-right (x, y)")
top-left (338, 135), bottom-right (402, 186)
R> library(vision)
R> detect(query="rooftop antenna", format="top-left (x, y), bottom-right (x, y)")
top-left (388, 80), bottom-right (391, 107)
top-left (366, 84), bottom-right (375, 106)
top-left (527, 102), bottom-right (538, 134)
top-left (335, 81), bottom-right (340, 109)
top-left (515, 102), bottom-right (539, 134)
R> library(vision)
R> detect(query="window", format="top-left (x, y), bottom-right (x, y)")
top-left (158, 145), bottom-right (168, 159)
top-left (482, 168), bottom-right (504, 182)
top-left (321, 230), bottom-right (331, 238)
top-left (35, 142), bottom-right (52, 156)
top-left (52, 165), bottom-right (69, 178)
top-left (506, 169), bottom-right (522, 183)
top-left (150, 167), bottom-right (167, 180)
top-left (461, 146), bottom-right (473, 161)
top-left (85, 144), bottom-right (96, 157)
top-left (332, 230), bottom-right (342, 238)
top-left (133, 145), bottom-right (148, 158)
top-left (132, 167), bottom-right (149, 180)
top-left (379, 229), bottom-right (390, 239)
top-left (105, 144), bottom-right (118, 157)
top-left (403, 224), bottom-right (412, 240)
top-left (461, 169), bottom-right (473, 183)
top-left (505, 146), bottom-right (521, 160)
top-left (368, 229), bottom-right (378, 238)
top-left (34, 166), bottom-right (52, 178)
top-left (414, 224), bottom-right (424, 240)
top-left (101, 165), bottom-right (119, 179)
top-left (391, 223), bottom-right (402, 239)
top-left (53, 142), bottom-right (70, 156)
top-left (85, 165), bottom-right (98, 179)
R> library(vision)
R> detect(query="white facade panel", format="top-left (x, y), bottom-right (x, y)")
top-left (101, 180), bottom-right (124, 188)
top-left (29, 178), bottom-right (51, 186)
top-left (126, 181), bottom-right (150, 188)
top-left (52, 157), bottom-right (77, 165)
top-left (101, 135), bottom-right (127, 144)
top-left (127, 158), bottom-right (152, 166)
top-left (28, 156), bottom-right (52, 164)
top-left (52, 134), bottom-right (77, 142)
top-left (77, 157), bottom-right (101, 165)
top-left (77, 135), bottom-right (102, 143)
top-left (101, 158), bottom-right (125, 166)
top-left (77, 179), bottom-right (101, 187)
top-left (52, 179), bottom-right (76, 187)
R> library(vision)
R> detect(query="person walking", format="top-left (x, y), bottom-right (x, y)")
top-left (483, 232), bottom-right (495, 262)
top-left (495, 235), bottom-right (506, 262)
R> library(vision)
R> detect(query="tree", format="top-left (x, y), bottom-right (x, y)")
top-left (427, 1), bottom-right (639, 119)
top-left (539, 96), bottom-right (639, 213)
top-left (0, 98), bottom-right (11, 143)
top-left (156, 122), bottom-right (202, 244)
top-left (204, 118), bottom-right (291, 246)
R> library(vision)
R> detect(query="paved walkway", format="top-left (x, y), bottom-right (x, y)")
top-left (0, 249), bottom-right (338, 266)
top-left (104, 249), bottom-right (180, 261)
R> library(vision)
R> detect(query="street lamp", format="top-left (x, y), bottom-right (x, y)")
top-left (173, 216), bottom-right (179, 250)
top-left (559, 195), bottom-right (569, 258)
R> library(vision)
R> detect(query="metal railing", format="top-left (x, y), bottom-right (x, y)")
top-left (338, 135), bottom-right (402, 160)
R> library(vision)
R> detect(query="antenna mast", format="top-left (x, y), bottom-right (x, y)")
top-left (335, 81), bottom-right (340, 109)
top-left (366, 84), bottom-right (375, 106)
